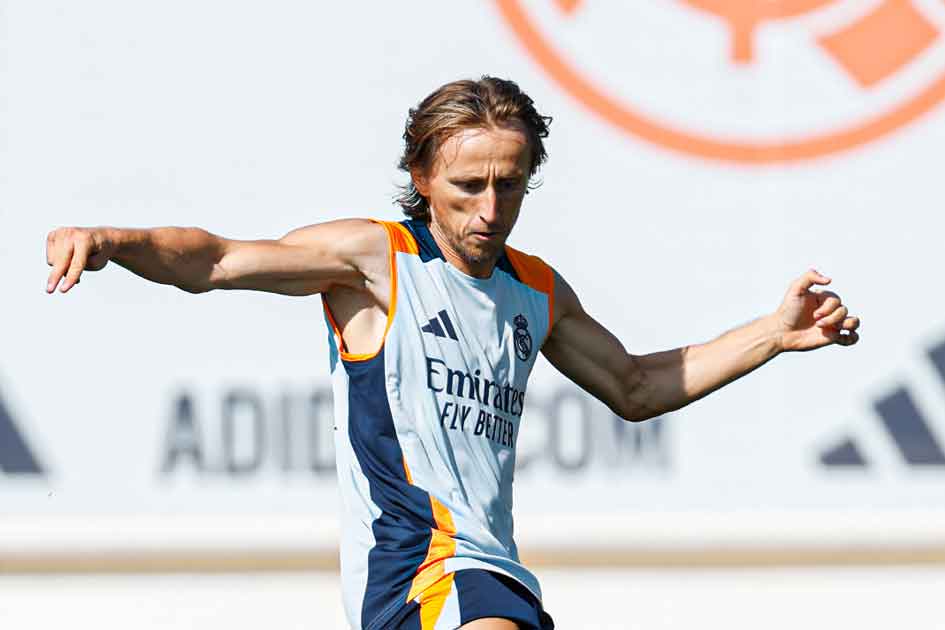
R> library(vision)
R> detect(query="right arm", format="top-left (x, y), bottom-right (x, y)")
top-left (45, 219), bottom-right (386, 296)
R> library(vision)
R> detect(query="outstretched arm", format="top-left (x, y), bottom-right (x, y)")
top-left (541, 269), bottom-right (861, 422)
top-left (45, 219), bottom-right (387, 296)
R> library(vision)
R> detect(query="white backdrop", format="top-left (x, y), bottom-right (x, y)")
top-left (3, 0), bottom-right (945, 556)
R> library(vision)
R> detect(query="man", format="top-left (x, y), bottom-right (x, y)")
top-left (45, 77), bottom-right (860, 630)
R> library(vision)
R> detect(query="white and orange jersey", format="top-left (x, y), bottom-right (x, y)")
top-left (324, 218), bottom-right (555, 630)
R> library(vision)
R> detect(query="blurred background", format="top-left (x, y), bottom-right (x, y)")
top-left (3, 1), bottom-right (945, 628)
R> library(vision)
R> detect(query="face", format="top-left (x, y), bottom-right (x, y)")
top-left (413, 124), bottom-right (532, 277)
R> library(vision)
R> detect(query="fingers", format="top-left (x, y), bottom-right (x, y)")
top-left (46, 240), bottom-right (74, 293)
top-left (824, 315), bottom-right (861, 348)
top-left (812, 291), bottom-right (840, 319)
top-left (791, 268), bottom-right (831, 296)
top-left (59, 239), bottom-right (90, 292)
top-left (816, 304), bottom-right (848, 328)
top-left (46, 230), bottom-right (55, 266)
top-left (46, 228), bottom-right (98, 293)
top-left (840, 316), bottom-right (860, 332)
top-left (835, 331), bottom-right (860, 347)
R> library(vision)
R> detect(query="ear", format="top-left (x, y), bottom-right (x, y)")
top-left (411, 168), bottom-right (430, 198)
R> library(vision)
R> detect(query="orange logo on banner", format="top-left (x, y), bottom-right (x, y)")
top-left (496, 0), bottom-right (945, 162)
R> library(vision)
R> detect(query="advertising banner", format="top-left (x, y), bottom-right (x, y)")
top-left (3, 0), bottom-right (944, 560)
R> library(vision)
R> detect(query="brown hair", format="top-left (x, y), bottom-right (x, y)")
top-left (396, 76), bottom-right (552, 220)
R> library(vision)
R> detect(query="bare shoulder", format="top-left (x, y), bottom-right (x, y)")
top-left (284, 218), bottom-right (389, 285)
top-left (550, 266), bottom-right (584, 329)
top-left (280, 218), bottom-right (388, 262)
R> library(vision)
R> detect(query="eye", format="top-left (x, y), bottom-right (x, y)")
top-left (497, 178), bottom-right (524, 193)
top-left (455, 179), bottom-right (485, 194)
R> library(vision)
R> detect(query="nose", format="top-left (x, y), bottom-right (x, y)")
top-left (477, 186), bottom-right (500, 226)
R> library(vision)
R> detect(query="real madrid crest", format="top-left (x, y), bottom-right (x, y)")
top-left (513, 314), bottom-right (532, 362)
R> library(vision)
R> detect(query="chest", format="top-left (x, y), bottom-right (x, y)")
top-left (392, 255), bottom-right (547, 384)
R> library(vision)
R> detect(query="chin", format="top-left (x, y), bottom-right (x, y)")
top-left (458, 243), bottom-right (500, 266)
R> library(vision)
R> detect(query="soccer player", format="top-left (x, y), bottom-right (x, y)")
top-left (45, 77), bottom-right (860, 630)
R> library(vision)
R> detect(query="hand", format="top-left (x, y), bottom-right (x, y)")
top-left (773, 269), bottom-right (861, 352)
top-left (46, 227), bottom-right (116, 293)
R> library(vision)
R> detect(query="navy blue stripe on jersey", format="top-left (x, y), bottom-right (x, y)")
top-left (401, 219), bottom-right (521, 281)
top-left (453, 570), bottom-right (554, 629)
top-left (343, 349), bottom-right (439, 630)
top-left (493, 253), bottom-right (520, 281)
top-left (383, 569), bottom-right (554, 629)
top-left (324, 311), bottom-right (340, 373)
top-left (377, 597), bottom-right (424, 630)
top-left (403, 219), bottom-right (444, 263)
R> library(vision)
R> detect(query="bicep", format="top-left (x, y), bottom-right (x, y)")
top-left (541, 272), bottom-right (645, 419)
top-left (213, 219), bottom-right (385, 295)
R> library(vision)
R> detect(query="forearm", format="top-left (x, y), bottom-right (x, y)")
top-left (549, 268), bottom-right (857, 424)
top-left (631, 314), bottom-right (783, 419)
top-left (109, 227), bottom-right (226, 293)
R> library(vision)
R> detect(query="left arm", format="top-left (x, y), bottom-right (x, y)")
top-left (541, 269), bottom-right (861, 422)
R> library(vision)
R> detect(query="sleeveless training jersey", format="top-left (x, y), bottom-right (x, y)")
top-left (324, 219), bottom-right (555, 630)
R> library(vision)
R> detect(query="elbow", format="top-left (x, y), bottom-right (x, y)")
top-left (612, 395), bottom-right (660, 423)
top-left (178, 269), bottom-right (218, 294)
top-left (616, 394), bottom-right (685, 423)
top-left (614, 364), bottom-right (678, 423)
top-left (179, 261), bottom-right (227, 293)
top-left (615, 406), bottom-right (658, 423)
top-left (178, 284), bottom-right (212, 294)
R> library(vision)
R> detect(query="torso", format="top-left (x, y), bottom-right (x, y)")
top-left (324, 219), bottom-right (555, 630)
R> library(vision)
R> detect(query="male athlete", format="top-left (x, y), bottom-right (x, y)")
top-left (45, 77), bottom-right (860, 630)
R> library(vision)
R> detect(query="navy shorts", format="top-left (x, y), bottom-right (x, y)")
top-left (384, 569), bottom-right (555, 629)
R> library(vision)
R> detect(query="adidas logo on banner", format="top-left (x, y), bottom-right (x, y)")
top-left (0, 384), bottom-right (45, 476)
top-left (421, 310), bottom-right (459, 341)
top-left (820, 338), bottom-right (945, 469)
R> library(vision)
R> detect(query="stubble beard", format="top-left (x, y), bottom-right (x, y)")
top-left (450, 230), bottom-right (505, 268)
top-left (429, 213), bottom-right (506, 270)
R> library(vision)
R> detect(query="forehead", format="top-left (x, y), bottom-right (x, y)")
top-left (433, 124), bottom-right (531, 175)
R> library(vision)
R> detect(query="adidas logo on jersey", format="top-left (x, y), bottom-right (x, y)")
top-left (421, 310), bottom-right (458, 341)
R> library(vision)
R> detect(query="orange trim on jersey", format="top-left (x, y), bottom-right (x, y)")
top-left (321, 220), bottom-right (419, 362)
top-left (504, 246), bottom-right (555, 331)
top-left (388, 221), bottom-right (420, 255)
top-left (404, 459), bottom-right (458, 602)
top-left (406, 524), bottom-right (457, 602)
top-left (418, 572), bottom-right (455, 630)
top-left (322, 301), bottom-right (376, 361)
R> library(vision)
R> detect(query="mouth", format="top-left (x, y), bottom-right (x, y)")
top-left (471, 231), bottom-right (504, 242)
